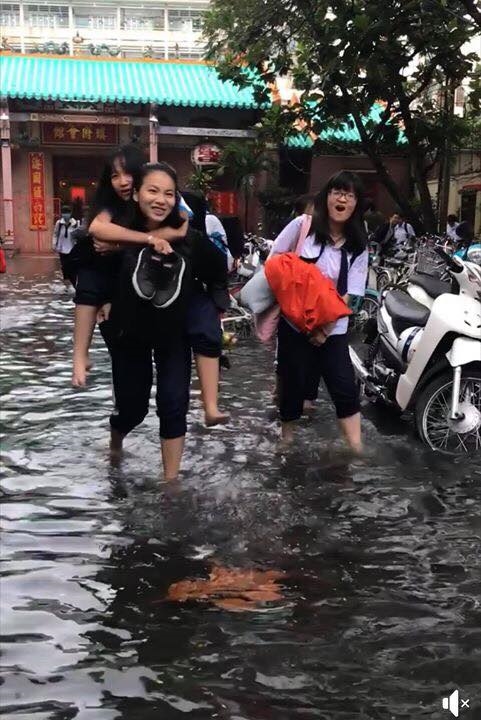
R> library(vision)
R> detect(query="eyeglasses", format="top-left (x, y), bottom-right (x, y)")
top-left (330, 189), bottom-right (357, 202)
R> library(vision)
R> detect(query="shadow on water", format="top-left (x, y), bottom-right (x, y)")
top-left (1, 258), bottom-right (480, 719)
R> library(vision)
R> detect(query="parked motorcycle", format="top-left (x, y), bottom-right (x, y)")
top-left (349, 247), bottom-right (481, 453)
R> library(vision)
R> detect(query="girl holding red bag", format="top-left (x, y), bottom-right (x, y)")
top-left (269, 171), bottom-right (369, 452)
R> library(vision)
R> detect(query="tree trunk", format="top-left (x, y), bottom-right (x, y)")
top-left (438, 77), bottom-right (456, 233)
top-left (394, 82), bottom-right (438, 233)
top-left (348, 104), bottom-right (419, 225)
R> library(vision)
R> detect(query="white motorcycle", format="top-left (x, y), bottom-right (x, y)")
top-left (349, 247), bottom-right (481, 453)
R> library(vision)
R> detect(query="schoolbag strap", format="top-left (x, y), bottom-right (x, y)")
top-left (337, 248), bottom-right (348, 295)
top-left (294, 213), bottom-right (312, 255)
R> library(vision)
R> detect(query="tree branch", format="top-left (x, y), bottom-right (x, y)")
top-left (458, 0), bottom-right (481, 30)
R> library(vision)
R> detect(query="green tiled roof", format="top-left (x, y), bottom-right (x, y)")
top-left (0, 54), bottom-right (259, 109)
top-left (286, 104), bottom-right (407, 148)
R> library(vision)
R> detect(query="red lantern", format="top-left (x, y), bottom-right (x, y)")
top-left (191, 143), bottom-right (222, 167)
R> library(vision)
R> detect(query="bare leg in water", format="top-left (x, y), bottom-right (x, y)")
top-left (72, 305), bottom-right (96, 386)
top-left (196, 354), bottom-right (229, 427)
top-left (338, 412), bottom-right (363, 454)
top-left (161, 436), bottom-right (185, 481)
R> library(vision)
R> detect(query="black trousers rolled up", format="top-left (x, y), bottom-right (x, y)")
top-left (109, 338), bottom-right (192, 440)
top-left (277, 317), bottom-right (360, 422)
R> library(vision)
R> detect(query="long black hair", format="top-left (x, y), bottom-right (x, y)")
top-left (131, 161), bottom-right (185, 231)
top-left (182, 190), bottom-right (208, 234)
top-left (310, 171), bottom-right (367, 255)
top-left (88, 144), bottom-right (147, 224)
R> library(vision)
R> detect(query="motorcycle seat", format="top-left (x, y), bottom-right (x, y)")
top-left (409, 272), bottom-right (451, 298)
top-left (385, 258), bottom-right (403, 268)
top-left (384, 289), bottom-right (430, 334)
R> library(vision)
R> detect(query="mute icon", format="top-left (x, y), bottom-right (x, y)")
top-left (442, 689), bottom-right (470, 717)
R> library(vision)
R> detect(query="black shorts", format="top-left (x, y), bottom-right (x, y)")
top-left (74, 265), bottom-right (117, 307)
top-left (187, 291), bottom-right (222, 358)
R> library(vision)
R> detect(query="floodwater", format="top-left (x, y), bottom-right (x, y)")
top-left (1, 258), bottom-right (480, 720)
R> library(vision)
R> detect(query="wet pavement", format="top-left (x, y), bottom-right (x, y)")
top-left (1, 257), bottom-right (480, 720)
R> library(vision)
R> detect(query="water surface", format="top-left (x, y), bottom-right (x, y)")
top-left (1, 258), bottom-right (480, 719)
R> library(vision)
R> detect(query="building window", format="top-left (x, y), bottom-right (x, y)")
top-left (0, 4), bottom-right (20, 26)
top-left (25, 4), bottom-right (69, 28)
top-left (74, 7), bottom-right (117, 31)
top-left (121, 8), bottom-right (165, 31)
top-left (168, 8), bottom-right (204, 33)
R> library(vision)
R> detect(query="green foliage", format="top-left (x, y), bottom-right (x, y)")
top-left (218, 141), bottom-right (273, 192)
top-left (204, 0), bottom-right (478, 230)
top-left (186, 166), bottom-right (218, 195)
top-left (257, 186), bottom-right (298, 236)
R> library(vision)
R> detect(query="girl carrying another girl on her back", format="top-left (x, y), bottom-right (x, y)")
top-left (72, 144), bottom-right (186, 386)
top-left (74, 146), bottom-right (229, 427)
top-left (270, 171), bottom-right (369, 453)
top-left (106, 162), bottom-right (228, 480)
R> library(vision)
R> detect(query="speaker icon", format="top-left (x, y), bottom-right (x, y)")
top-left (443, 690), bottom-right (460, 717)
top-left (442, 689), bottom-right (470, 717)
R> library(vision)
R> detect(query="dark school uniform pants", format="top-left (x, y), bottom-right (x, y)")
top-left (109, 338), bottom-right (192, 440)
top-left (277, 317), bottom-right (360, 422)
top-left (59, 252), bottom-right (78, 286)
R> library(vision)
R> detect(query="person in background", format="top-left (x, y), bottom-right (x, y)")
top-left (374, 211), bottom-right (412, 259)
top-left (453, 221), bottom-right (474, 256)
top-left (363, 201), bottom-right (384, 234)
top-left (293, 193), bottom-right (315, 218)
top-left (446, 214), bottom-right (460, 242)
top-left (52, 204), bottom-right (79, 287)
top-left (392, 211), bottom-right (416, 249)
top-left (205, 202), bottom-right (234, 274)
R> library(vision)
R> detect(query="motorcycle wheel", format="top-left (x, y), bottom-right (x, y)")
top-left (350, 294), bottom-right (379, 333)
top-left (415, 368), bottom-right (481, 453)
top-left (376, 270), bottom-right (391, 291)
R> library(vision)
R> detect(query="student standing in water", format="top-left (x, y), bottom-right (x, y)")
top-left (107, 162), bottom-right (227, 480)
top-left (270, 171), bottom-right (369, 453)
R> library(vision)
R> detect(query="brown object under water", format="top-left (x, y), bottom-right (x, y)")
top-left (163, 566), bottom-right (285, 612)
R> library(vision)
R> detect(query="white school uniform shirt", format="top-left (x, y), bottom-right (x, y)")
top-left (270, 216), bottom-right (369, 336)
top-left (205, 213), bottom-right (234, 272)
top-left (393, 221), bottom-right (415, 247)
top-left (52, 217), bottom-right (79, 254)
top-left (446, 222), bottom-right (459, 241)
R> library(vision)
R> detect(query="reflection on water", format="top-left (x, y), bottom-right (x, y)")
top-left (1, 258), bottom-right (480, 719)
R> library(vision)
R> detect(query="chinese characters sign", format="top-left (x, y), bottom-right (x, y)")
top-left (41, 123), bottom-right (119, 145)
top-left (209, 191), bottom-right (238, 216)
top-left (29, 152), bottom-right (47, 230)
top-left (191, 143), bottom-right (222, 166)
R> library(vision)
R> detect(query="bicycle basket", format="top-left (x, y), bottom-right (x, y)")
top-left (416, 246), bottom-right (447, 277)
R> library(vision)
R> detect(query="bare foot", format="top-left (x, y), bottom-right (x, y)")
top-left (348, 441), bottom-right (364, 457)
top-left (303, 400), bottom-right (316, 416)
top-left (280, 421), bottom-right (295, 447)
top-left (205, 410), bottom-right (230, 427)
top-left (72, 356), bottom-right (92, 387)
top-left (109, 428), bottom-right (124, 457)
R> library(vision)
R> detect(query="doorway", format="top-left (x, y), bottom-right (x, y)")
top-left (52, 154), bottom-right (108, 220)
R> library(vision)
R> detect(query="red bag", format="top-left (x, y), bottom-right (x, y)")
top-left (254, 214), bottom-right (312, 344)
top-left (264, 252), bottom-right (351, 334)
top-left (0, 247), bottom-right (6, 274)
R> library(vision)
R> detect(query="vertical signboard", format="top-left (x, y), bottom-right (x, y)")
top-left (29, 152), bottom-right (47, 230)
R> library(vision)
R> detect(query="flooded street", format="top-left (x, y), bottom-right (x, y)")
top-left (1, 258), bottom-right (480, 720)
